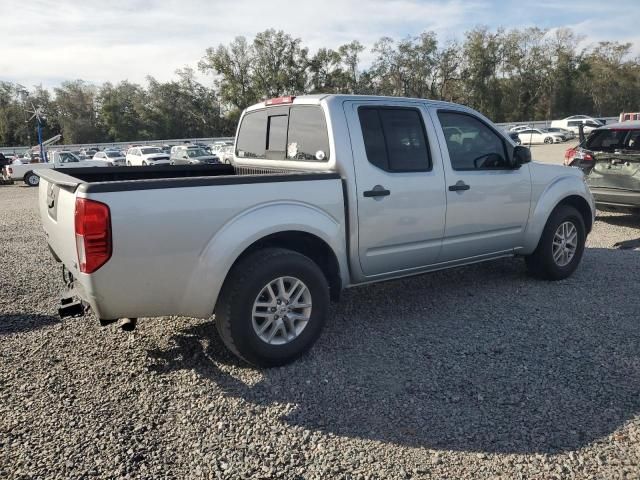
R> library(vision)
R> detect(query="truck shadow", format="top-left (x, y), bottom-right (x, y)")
top-left (147, 248), bottom-right (640, 454)
top-left (0, 313), bottom-right (60, 334)
top-left (596, 212), bottom-right (640, 229)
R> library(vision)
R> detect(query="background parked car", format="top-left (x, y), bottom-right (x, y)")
top-left (93, 149), bottom-right (126, 166)
top-left (208, 140), bottom-right (234, 155)
top-left (518, 128), bottom-right (565, 144)
top-left (551, 116), bottom-right (602, 135)
top-left (509, 125), bottom-right (532, 133)
top-left (546, 127), bottom-right (575, 140)
top-left (508, 131), bottom-right (522, 145)
top-left (126, 146), bottom-right (171, 166)
top-left (565, 121), bottom-right (640, 214)
top-left (170, 145), bottom-right (220, 165)
top-left (217, 145), bottom-right (235, 163)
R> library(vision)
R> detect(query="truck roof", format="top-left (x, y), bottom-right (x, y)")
top-left (245, 94), bottom-right (466, 113)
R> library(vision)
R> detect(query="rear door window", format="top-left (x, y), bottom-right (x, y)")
top-left (358, 106), bottom-right (431, 172)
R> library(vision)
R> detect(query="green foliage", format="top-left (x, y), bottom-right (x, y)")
top-left (1, 27), bottom-right (639, 147)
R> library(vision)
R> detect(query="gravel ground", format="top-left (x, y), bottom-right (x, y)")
top-left (1, 183), bottom-right (639, 480)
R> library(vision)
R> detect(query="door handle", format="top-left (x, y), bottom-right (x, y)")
top-left (363, 185), bottom-right (391, 198)
top-left (448, 181), bottom-right (470, 192)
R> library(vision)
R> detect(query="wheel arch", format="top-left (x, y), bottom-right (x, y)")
top-left (556, 195), bottom-right (593, 233)
top-left (23, 170), bottom-right (38, 186)
top-left (178, 201), bottom-right (348, 317)
top-left (522, 175), bottom-right (595, 254)
top-left (227, 231), bottom-right (343, 302)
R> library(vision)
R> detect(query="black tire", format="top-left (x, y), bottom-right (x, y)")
top-left (126, 161), bottom-right (131, 166)
top-left (525, 205), bottom-right (586, 280)
top-left (544, 137), bottom-right (553, 144)
top-left (24, 171), bottom-right (39, 187)
top-left (215, 247), bottom-right (329, 367)
top-left (142, 161), bottom-right (147, 166)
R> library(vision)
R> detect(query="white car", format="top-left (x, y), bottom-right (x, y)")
top-left (546, 127), bottom-right (575, 140)
top-left (125, 146), bottom-right (171, 166)
top-left (93, 150), bottom-right (126, 166)
top-left (518, 128), bottom-right (565, 145)
top-left (208, 141), bottom-right (234, 155)
top-left (2, 151), bottom-right (111, 186)
top-left (551, 117), bottom-right (603, 135)
top-left (217, 145), bottom-right (234, 164)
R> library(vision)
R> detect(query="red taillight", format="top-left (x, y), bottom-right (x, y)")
top-left (564, 147), bottom-right (576, 160)
top-left (74, 198), bottom-right (111, 274)
top-left (265, 96), bottom-right (295, 105)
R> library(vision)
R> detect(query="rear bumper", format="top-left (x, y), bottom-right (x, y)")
top-left (591, 187), bottom-right (640, 212)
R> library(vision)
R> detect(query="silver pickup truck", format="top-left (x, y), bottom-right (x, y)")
top-left (38, 94), bottom-right (595, 367)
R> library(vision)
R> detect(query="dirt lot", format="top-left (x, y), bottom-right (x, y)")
top-left (1, 183), bottom-right (639, 479)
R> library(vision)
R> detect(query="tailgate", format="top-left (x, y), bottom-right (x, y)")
top-left (38, 169), bottom-right (83, 272)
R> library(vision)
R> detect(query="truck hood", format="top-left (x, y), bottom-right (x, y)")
top-left (530, 161), bottom-right (583, 180)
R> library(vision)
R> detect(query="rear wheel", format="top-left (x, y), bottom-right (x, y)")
top-left (215, 247), bottom-right (329, 367)
top-left (126, 161), bottom-right (132, 166)
top-left (525, 205), bottom-right (586, 280)
top-left (24, 171), bottom-right (39, 187)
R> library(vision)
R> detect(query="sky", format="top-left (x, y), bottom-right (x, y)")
top-left (1, 0), bottom-right (639, 89)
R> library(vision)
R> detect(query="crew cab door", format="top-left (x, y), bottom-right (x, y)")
top-left (431, 108), bottom-right (532, 262)
top-left (345, 101), bottom-right (447, 277)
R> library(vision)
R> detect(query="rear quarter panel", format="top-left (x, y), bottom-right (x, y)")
top-left (81, 178), bottom-right (346, 320)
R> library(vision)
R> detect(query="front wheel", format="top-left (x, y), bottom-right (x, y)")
top-left (544, 137), bottom-right (553, 144)
top-left (525, 205), bottom-right (586, 280)
top-left (215, 247), bottom-right (329, 367)
top-left (24, 171), bottom-right (39, 187)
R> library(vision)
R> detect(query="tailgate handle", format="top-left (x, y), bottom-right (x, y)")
top-left (363, 185), bottom-right (390, 198)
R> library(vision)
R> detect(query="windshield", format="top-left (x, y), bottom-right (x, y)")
top-left (186, 149), bottom-right (207, 157)
top-left (141, 147), bottom-right (162, 155)
top-left (105, 151), bottom-right (122, 158)
top-left (59, 152), bottom-right (79, 163)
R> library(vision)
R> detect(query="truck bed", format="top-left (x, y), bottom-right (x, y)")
top-left (38, 163), bottom-right (345, 320)
top-left (38, 164), bottom-right (340, 193)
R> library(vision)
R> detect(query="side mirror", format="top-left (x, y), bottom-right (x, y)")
top-left (512, 145), bottom-right (531, 168)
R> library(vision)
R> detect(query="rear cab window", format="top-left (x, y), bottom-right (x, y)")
top-left (236, 105), bottom-right (330, 162)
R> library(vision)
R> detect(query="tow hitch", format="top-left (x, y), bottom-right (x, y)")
top-left (58, 295), bottom-right (86, 319)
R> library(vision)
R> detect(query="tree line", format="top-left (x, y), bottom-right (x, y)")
top-left (1, 27), bottom-right (639, 147)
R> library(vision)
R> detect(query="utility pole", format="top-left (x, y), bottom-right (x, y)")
top-left (26, 103), bottom-right (47, 162)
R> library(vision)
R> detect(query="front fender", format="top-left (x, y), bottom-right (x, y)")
top-left (521, 173), bottom-right (595, 254)
top-left (179, 201), bottom-right (347, 317)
